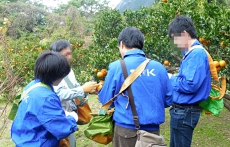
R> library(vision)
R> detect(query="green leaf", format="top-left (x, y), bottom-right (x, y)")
top-left (8, 94), bottom-right (21, 120)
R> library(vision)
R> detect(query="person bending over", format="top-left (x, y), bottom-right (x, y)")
top-left (11, 51), bottom-right (78, 147)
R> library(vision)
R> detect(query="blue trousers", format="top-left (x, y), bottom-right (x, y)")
top-left (169, 105), bottom-right (200, 147)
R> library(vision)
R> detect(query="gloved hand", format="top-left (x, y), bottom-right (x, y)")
top-left (65, 111), bottom-right (78, 122)
top-left (82, 82), bottom-right (99, 93)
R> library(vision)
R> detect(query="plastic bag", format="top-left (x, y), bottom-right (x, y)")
top-left (84, 114), bottom-right (113, 145)
top-left (199, 88), bottom-right (224, 116)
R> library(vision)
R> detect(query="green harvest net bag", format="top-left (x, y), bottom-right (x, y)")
top-left (199, 87), bottom-right (224, 116)
top-left (199, 77), bottom-right (226, 116)
top-left (84, 112), bottom-right (114, 145)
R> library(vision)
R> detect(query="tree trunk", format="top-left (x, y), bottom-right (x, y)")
top-left (224, 99), bottom-right (230, 111)
top-left (224, 93), bottom-right (230, 101)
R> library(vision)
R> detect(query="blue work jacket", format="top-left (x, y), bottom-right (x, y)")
top-left (99, 49), bottom-right (172, 131)
top-left (170, 40), bottom-right (211, 104)
top-left (11, 79), bottom-right (77, 147)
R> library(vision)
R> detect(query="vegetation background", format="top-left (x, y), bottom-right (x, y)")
top-left (0, 0), bottom-right (230, 146)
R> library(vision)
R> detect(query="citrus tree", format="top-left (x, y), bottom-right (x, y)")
top-left (0, 18), bottom-right (23, 135)
top-left (88, 0), bottom-right (230, 90)
top-left (0, 1), bottom-right (91, 86)
top-left (85, 9), bottom-right (123, 82)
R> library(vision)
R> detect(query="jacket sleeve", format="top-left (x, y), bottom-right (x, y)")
top-left (37, 94), bottom-right (77, 140)
top-left (170, 51), bottom-right (208, 94)
top-left (160, 66), bottom-right (173, 107)
top-left (164, 78), bottom-right (173, 107)
top-left (53, 77), bottom-right (88, 101)
top-left (55, 85), bottom-right (86, 101)
top-left (98, 63), bottom-right (116, 105)
top-left (53, 69), bottom-right (87, 101)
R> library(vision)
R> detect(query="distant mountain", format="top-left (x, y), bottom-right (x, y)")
top-left (116, 0), bottom-right (156, 13)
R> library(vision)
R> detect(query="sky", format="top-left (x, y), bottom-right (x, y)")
top-left (40, 0), bottom-right (121, 8)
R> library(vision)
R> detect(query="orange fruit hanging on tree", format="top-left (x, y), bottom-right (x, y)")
top-left (163, 60), bottom-right (170, 66)
top-left (213, 61), bottom-right (220, 67)
top-left (202, 40), bottom-right (210, 46)
top-left (219, 60), bottom-right (226, 67)
top-left (101, 68), bottom-right (107, 76)
top-left (96, 84), bottom-right (103, 91)
top-left (220, 41), bottom-right (226, 48)
top-left (216, 67), bottom-right (221, 71)
top-left (199, 38), bottom-right (205, 43)
top-left (97, 72), bottom-right (104, 78)
top-left (99, 80), bottom-right (104, 85)
top-left (94, 68), bottom-right (98, 73)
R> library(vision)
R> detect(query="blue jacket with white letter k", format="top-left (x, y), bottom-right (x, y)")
top-left (99, 49), bottom-right (172, 131)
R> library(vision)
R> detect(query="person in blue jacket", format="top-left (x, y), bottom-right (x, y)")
top-left (168, 15), bottom-right (211, 147)
top-left (98, 27), bottom-right (172, 147)
top-left (11, 51), bottom-right (78, 147)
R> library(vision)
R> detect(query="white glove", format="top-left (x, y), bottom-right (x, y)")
top-left (65, 111), bottom-right (78, 122)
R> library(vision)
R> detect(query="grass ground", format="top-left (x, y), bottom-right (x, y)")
top-left (0, 95), bottom-right (230, 147)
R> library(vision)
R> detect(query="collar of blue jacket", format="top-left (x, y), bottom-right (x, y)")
top-left (182, 40), bottom-right (201, 56)
top-left (34, 78), bottom-right (54, 91)
top-left (123, 49), bottom-right (146, 58)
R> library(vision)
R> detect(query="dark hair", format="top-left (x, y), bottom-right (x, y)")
top-left (168, 15), bottom-right (197, 39)
top-left (118, 27), bottom-right (144, 49)
top-left (50, 39), bottom-right (72, 52)
top-left (34, 51), bottom-right (70, 85)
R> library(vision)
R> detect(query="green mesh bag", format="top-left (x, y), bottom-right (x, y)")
top-left (199, 87), bottom-right (224, 116)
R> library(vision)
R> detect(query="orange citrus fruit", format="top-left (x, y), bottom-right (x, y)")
top-left (162, 0), bottom-right (167, 2)
top-left (216, 67), bottom-right (221, 71)
top-left (163, 60), bottom-right (170, 66)
top-left (213, 61), bottom-right (220, 67)
top-left (206, 41), bottom-right (210, 46)
top-left (220, 41), bottom-right (226, 48)
top-left (199, 38), bottom-right (205, 43)
top-left (203, 40), bottom-right (210, 46)
top-left (101, 69), bottom-right (107, 76)
top-left (99, 81), bottom-right (104, 85)
top-left (94, 68), bottom-right (98, 73)
top-left (219, 60), bottom-right (226, 67)
top-left (97, 72), bottom-right (104, 78)
top-left (96, 84), bottom-right (103, 91)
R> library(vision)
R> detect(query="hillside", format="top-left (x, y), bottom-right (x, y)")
top-left (116, 0), bottom-right (156, 13)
